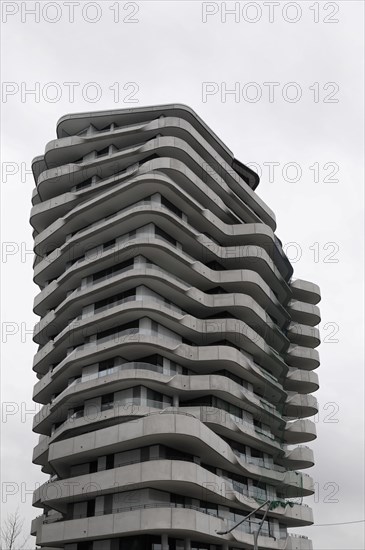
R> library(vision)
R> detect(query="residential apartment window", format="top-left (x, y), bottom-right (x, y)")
top-left (155, 226), bottom-right (177, 247)
top-left (103, 239), bottom-right (116, 251)
top-left (170, 493), bottom-right (192, 508)
top-left (140, 354), bottom-right (163, 366)
top-left (106, 454), bottom-right (115, 470)
top-left (199, 500), bottom-right (218, 517)
top-left (216, 369), bottom-right (249, 389)
top-left (206, 260), bottom-right (225, 270)
top-left (97, 320), bottom-right (139, 342)
top-left (94, 288), bottom-right (135, 312)
top-left (101, 393), bottom-right (114, 411)
top-left (86, 499), bottom-right (95, 517)
top-left (92, 258), bottom-right (134, 282)
top-left (161, 196), bottom-right (183, 218)
top-left (75, 177), bottom-right (93, 191)
top-left (98, 358), bottom-right (116, 373)
top-left (252, 479), bottom-right (267, 499)
top-left (205, 286), bottom-right (227, 294)
top-left (96, 146), bottom-right (109, 157)
top-left (146, 388), bottom-right (170, 405)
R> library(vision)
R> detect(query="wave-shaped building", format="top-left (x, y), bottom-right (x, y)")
top-left (30, 105), bottom-right (321, 550)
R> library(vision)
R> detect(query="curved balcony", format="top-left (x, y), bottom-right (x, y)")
top-left (36, 400), bottom-right (281, 463)
top-left (35, 135), bottom-right (272, 233)
top-left (180, 406), bottom-right (282, 455)
top-left (32, 206), bottom-right (289, 303)
top-left (33, 368), bottom-right (284, 436)
top-left (287, 301), bottom-right (321, 328)
top-left (32, 433), bottom-right (49, 466)
top-left (283, 394), bottom-right (318, 419)
top-left (281, 470), bottom-right (314, 497)
top-left (286, 323), bottom-right (320, 349)
top-left (290, 279), bottom-right (321, 306)
top-left (284, 420), bottom-right (317, 445)
top-left (33, 267), bottom-right (288, 353)
top-left (34, 505), bottom-right (298, 549)
top-left (41, 108), bottom-right (275, 228)
top-left (30, 162), bottom-right (227, 232)
top-left (284, 370), bottom-right (319, 394)
top-left (47, 114), bottom-right (251, 197)
top-left (32, 166), bottom-right (289, 282)
top-left (285, 346), bottom-right (320, 371)
top-left (32, 459), bottom-right (312, 527)
top-left (33, 238), bottom-right (288, 328)
top-left (33, 337), bottom-right (285, 408)
top-left (33, 170), bottom-right (289, 277)
top-left (32, 302), bottom-right (288, 381)
top-left (37, 413), bottom-right (313, 497)
top-left (280, 446), bottom-right (315, 470)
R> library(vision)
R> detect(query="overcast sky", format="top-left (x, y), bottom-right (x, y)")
top-left (1, 1), bottom-right (364, 549)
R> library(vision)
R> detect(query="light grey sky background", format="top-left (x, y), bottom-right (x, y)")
top-left (1, 1), bottom-right (364, 549)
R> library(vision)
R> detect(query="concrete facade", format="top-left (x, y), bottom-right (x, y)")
top-left (31, 104), bottom-right (321, 550)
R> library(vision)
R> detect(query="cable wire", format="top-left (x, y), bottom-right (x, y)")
top-left (312, 519), bottom-right (365, 527)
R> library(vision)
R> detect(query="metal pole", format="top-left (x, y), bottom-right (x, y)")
top-left (253, 502), bottom-right (270, 550)
top-left (216, 499), bottom-right (271, 535)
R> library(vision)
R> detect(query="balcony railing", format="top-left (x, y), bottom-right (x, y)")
top-left (51, 362), bottom-right (167, 404)
top-left (62, 454), bottom-right (275, 503)
top-left (97, 326), bottom-right (140, 345)
top-left (93, 294), bottom-right (184, 316)
top-left (39, 502), bottom-right (282, 540)
top-left (233, 449), bottom-right (285, 473)
top-left (52, 398), bottom-right (172, 436)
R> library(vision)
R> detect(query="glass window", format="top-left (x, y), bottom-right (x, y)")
top-left (76, 178), bottom-right (93, 191)
top-left (251, 447), bottom-right (264, 458)
top-left (96, 146), bottom-right (109, 157)
top-left (140, 354), bottom-right (163, 366)
top-left (97, 320), bottom-right (138, 341)
top-left (95, 288), bottom-right (135, 312)
top-left (200, 500), bottom-right (218, 516)
top-left (155, 226), bottom-right (177, 247)
top-left (93, 258), bottom-right (134, 282)
top-left (161, 196), bottom-right (183, 218)
top-left (103, 239), bottom-right (116, 251)
top-left (101, 393), bottom-right (114, 410)
top-left (99, 358), bottom-right (116, 372)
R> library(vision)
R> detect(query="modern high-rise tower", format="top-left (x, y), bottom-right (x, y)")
top-left (31, 105), bottom-right (321, 550)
